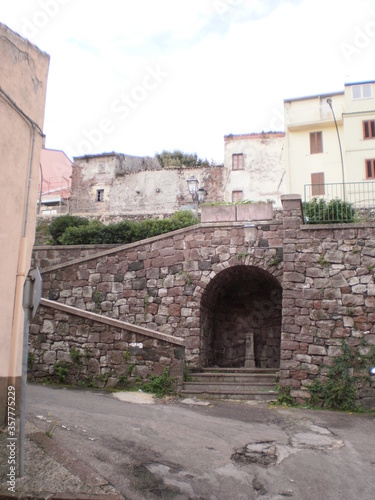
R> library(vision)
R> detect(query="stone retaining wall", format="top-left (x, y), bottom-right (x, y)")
top-left (280, 195), bottom-right (375, 408)
top-left (34, 222), bottom-right (284, 366)
top-left (29, 299), bottom-right (185, 389)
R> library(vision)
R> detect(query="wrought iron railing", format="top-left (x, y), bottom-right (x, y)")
top-left (303, 181), bottom-right (375, 224)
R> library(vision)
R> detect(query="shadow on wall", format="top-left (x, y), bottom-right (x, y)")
top-left (200, 265), bottom-right (282, 369)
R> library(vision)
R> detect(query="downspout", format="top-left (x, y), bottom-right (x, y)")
top-left (38, 161), bottom-right (43, 215)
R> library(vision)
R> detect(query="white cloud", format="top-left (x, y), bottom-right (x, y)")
top-left (1, 0), bottom-right (375, 162)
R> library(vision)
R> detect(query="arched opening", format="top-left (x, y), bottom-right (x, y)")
top-left (200, 265), bottom-right (282, 369)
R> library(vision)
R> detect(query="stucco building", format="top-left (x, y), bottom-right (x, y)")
top-left (69, 152), bottom-right (224, 218)
top-left (38, 148), bottom-right (72, 215)
top-left (223, 132), bottom-right (286, 207)
top-left (284, 80), bottom-right (375, 202)
top-left (0, 23), bottom-right (49, 426)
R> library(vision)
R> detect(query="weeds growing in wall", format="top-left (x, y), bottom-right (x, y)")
top-left (308, 340), bottom-right (375, 412)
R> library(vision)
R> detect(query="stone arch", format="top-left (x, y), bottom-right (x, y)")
top-left (200, 265), bottom-right (282, 369)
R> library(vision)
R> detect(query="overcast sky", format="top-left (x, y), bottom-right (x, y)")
top-left (2, 0), bottom-right (375, 162)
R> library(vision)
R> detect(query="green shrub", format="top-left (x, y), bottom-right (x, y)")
top-left (156, 150), bottom-right (221, 168)
top-left (141, 367), bottom-right (175, 397)
top-left (308, 341), bottom-right (375, 411)
top-left (60, 219), bottom-right (104, 245)
top-left (56, 211), bottom-right (198, 245)
top-left (49, 215), bottom-right (90, 244)
top-left (303, 198), bottom-right (355, 224)
top-left (52, 361), bottom-right (70, 382)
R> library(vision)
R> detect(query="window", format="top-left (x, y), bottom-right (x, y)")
top-left (96, 189), bottom-right (104, 202)
top-left (310, 132), bottom-right (323, 154)
top-left (311, 172), bottom-right (325, 196)
top-left (352, 84), bottom-right (372, 100)
top-left (232, 190), bottom-right (243, 203)
top-left (98, 162), bottom-right (106, 173)
top-left (365, 159), bottom-right (375, 179)
top-left (232, 153), bottom-right (244, 170)
top-left (363, 120), bottom-right (375, 139)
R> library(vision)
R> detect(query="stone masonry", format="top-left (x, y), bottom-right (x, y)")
top-left (281, 195), bottom-right (375, 408)
top-left (29, 299), bottom-right (185, 389)
top-left (30, 199), bottom-right (375, 407)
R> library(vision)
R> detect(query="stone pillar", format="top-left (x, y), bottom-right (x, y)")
top-left (244, 333), bottom-right (256, 368)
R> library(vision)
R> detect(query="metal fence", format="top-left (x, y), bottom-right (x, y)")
top-left (303, 181), bottom-right (375, 223)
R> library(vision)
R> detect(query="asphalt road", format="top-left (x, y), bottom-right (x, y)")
top-left (26, 384), bottom-right (375, 500)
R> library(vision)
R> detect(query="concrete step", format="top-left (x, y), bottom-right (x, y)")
top-left (182, 369), bottom-right (279, 402)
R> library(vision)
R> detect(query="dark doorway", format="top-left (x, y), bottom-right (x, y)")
top-left (200, 265), bottom-right (282, 368)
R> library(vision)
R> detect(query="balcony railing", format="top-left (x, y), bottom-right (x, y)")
top-left (303, 181), bottom-right (375, 223)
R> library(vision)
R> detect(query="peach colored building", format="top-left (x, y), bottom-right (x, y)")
top-left (0, 23), bottom-right (49, 426)
top-left (38, 148), bottom-right (72, 215)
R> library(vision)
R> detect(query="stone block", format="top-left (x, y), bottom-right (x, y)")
top-left (308, 345), bottom-right (327, 355)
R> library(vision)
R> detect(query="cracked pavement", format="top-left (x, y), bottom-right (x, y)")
top-left (2, 383), bottom-right (375, 499)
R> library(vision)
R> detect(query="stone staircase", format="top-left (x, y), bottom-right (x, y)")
top-left (181, 368), bottom-right (279, 402)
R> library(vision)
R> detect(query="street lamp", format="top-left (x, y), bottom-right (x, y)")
top-left (186, 175), bottom-right (207, 217)
top-left (244, 219), bottom-right (258, 244)
top-left (326, 98), bottom-right (345, 200)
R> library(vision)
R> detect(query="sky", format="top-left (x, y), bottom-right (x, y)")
top-left (2, 0), bottom-right (375, 163)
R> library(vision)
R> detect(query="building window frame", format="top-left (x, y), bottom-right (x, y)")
top-left (96, 189), bottom-right (104, 202)
top-left (352, 84), bottom-right (372, 100)
top-left (232, 153), bottom-right (244, 170)
top-left (365, 159), bottom-right (375, 179)
top-left (232, 190), bottom-right (243, 203)
top-left (363, 120), bottom-right (375, 139)
top-left (310, 131), bottom-right (323, 154)
top-left (311, 172), bottom-right (325, 196)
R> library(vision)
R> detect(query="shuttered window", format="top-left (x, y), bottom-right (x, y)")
top-left (311, 172), bottom-right (325, 196)
top-left (310, 132), bottom-right (323, 154)
top-left (363, 120), bottom-right (375, 139)
top-left (232, 153), bottom-right (244, 170)
top-left (365, 159), bottom-right (375, 179)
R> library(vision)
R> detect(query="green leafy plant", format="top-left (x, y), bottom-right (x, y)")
top-left (141, 367), bottom-right (175, 397)
top-left (70, 347), bottom-right (83, 366)
top-left (54, 211), bottom-right (198, 245)
top-left (49, 215), bottom-right (90, 244)
top-left (318, 255), bottom-right (330, 267)
top-left (116, 374), bottom-right (129, 389)
top-left (303, 198), bottom-right (356, 224)
top-left (45, 413), bottom-right (59, 439)
top-left (183, 367), bottom-right (192, 382)
top-left (274, 386), bottom-right (295, 406)
top-left (123, 351), bottom-right (131, 361)
top-left (308, 341), bottom-right (375, 411)
top-left (155, 150), bottom-right (221, 168)
top-left (52, 361), bottom-right (70, 382)
top-left (237, 252), bottom-right (250, 260)
top-left (27, 352), bottom-right (36, 370)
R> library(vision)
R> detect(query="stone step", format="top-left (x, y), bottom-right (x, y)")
top-left (180, 388), bottom-right (278, 402)
top-left (199, 367), bottom-right (277, 374)
top-left (183, 381), bottom-right (275, 392)
top-left (182, 369), bottom-right (279, 402)
top-left (190, 373), bottom-right (276, 384)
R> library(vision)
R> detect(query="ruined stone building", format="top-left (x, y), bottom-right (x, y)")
top-left (68, 152), bottom-right (224, 218)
